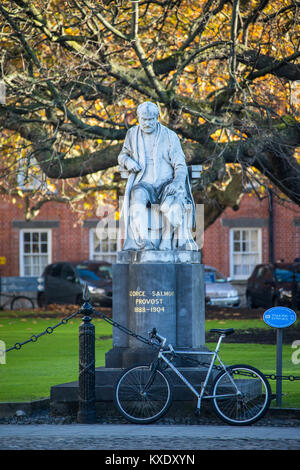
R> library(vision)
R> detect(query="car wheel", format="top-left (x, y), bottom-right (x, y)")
top-left (246, 293), bottom-right (256, 309)
top-left (37, 292), bottom-right (46, 308)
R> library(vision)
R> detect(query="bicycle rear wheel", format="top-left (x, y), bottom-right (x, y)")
top-left (114, 365), bottom-right (173, 424)
top-left (212, 364), bottom-right (271, 426)
top-left (11, 296), bottom-right (35, 311)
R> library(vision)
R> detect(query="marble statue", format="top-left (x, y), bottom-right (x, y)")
top-left (118, 101), bottom-right (198, 251)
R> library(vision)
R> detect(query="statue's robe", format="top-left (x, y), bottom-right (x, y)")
top-left (118, 123), bottom-right (196, 249)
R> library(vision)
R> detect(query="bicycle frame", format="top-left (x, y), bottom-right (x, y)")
top-left (156, 334), bottom-right (241, 411)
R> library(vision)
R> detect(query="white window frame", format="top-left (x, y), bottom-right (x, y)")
top-left (229, 228), bottom-right (262, 280)
top-left (89, 228), bottom-right (120, 263)
top-left (17, 157), bottom-right (57, 193)
top-left (19, 229), bottom-right (52, 277)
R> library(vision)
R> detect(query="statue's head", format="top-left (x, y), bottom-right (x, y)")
top-left (137, 102), bottom-right (159, 134)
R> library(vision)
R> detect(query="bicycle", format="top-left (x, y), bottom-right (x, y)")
top-left (114, 327), bottom-right (272, 426)
top-left (0, 292), bottom-right (35, 311)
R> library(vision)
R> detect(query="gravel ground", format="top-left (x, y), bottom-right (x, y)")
top-left (1, 422), bottom-right (300, 451)
top-left (1, 408), bottom-right (300, 427)
top-left (0, 435), bottom-right (299, 450)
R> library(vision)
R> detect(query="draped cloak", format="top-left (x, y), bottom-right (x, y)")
top-left (118, 123), bottom-right (196, 243)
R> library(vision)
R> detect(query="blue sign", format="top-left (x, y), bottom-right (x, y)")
top-left (263, 307), bottom-right (297, 328)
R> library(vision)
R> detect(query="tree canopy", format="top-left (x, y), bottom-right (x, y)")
top-left (0, 0), bottom-right (299, 226)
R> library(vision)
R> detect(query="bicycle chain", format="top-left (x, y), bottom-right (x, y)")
top-left (3, 303), bottom-right (300, 381)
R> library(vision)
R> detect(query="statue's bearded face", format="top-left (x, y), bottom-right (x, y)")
top-left (138, 112), bottom-right (158, 134)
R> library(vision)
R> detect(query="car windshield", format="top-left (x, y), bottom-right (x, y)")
top-left (75, 265), bottom-right (112, 282)
top-left (205, 269), bottom-right (227, 283)
top-left (274, 267), bottom-right (300, 282)
top-left (97, 265), bottom-right (112, 279)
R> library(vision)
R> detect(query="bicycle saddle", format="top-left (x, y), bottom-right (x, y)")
top-left (209, 328), bottom-right (235, 336)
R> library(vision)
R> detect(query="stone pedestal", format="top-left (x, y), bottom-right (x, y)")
top-left (105, 250), bottom-right (205, 368)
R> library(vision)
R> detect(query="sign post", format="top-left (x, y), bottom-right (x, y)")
top-left (263, 306), bottom-right (297, 407)
top-left (276, 328), bottom-right (283, 407)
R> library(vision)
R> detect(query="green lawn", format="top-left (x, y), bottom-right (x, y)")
top-left (206, 317), bottom-right (300, 408)
top-left (206, 342), bottom-right (299, 408)
top-left (206, 317), bottom-right (269, 330)
top-left (0, 316), bottom-right (112, 402)
top-left (0, 312), bottom-right (299, 407)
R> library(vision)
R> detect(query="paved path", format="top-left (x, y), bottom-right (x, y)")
top-left (0, 424), bottom-right (299, 450)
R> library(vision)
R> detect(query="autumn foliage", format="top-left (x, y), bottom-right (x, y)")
top-left (0, 0), bottom-right (299, 226)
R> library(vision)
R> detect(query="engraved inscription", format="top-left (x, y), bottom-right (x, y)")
top-left (130, 290), bottom-right (175, 313)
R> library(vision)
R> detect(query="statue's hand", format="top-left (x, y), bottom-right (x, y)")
top-left (126, 159), bottom-right (141, 173)
top-left (165, 181), bottom-right (183, 196)
top-left (165, 183), bottom-right (176, 196)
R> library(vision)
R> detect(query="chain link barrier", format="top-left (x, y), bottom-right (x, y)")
top-left (2, 300), bottom-right (300, 382)
top-left (4, 308), bottom-right (81, 353)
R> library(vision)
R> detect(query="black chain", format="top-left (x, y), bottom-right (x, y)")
top-left (94, 310), bottom-right (300, 380)
top-left (2, 303), bottom-right (155, 354)
top-left (265, 374), bottom-right (300, 381)
top-left (171, 353), bottom-right (300, 380)
top-left (3, 302), bottom-right (300, 382)
top-left (93, 309), bottom-right (159, 347)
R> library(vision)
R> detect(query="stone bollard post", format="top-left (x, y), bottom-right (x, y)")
top-left (77, 284), bottom-right (97, 424)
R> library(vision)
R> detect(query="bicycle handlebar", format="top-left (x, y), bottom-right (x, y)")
top-left (148, 328), bottom-right (167, 347)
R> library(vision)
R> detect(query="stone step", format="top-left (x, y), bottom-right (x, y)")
top-left (50, 366), bottom-right (217, 416)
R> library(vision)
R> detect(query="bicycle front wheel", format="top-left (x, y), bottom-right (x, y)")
top-left (212, 364), bottom-right (271, 426)
top-left (11, 296), bottom-right (35, 311)
top-left (114, 365), bottom-right (173, 424)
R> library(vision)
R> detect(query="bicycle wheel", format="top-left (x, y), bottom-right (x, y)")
top-left (11, 296), bottom-right (35, 311)
top-left (212, 364), bottom-right (271, 426)
top-left (114, 365), bottom-right (173, 424)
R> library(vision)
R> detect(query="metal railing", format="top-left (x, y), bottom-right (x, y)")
top-left (2, 283), bottom-right (300, 423)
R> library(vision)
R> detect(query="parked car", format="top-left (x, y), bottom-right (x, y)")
top-left (204, 265), bottom-right (240, 307)
top-left (37, 261), bottom-right (112, 307)
top-left (246, 262), bottom-right (300, 309)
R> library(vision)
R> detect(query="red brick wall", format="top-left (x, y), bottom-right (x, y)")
top-left (1, 192), bottom-right (299, 279)
top-left (0, 197), bottom-right (20, 276)
top-left (273, 201), bottom-right (300, 263)
top-left (0, 196), bottom-right (92, 276)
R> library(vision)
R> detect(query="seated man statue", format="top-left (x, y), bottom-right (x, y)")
top-left (118, 101), bottom-right (198, 251)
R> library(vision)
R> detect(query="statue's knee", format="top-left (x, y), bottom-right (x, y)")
top-left (131, 187), bottom-right (148, 204)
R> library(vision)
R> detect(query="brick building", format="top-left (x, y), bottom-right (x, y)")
top-left (0, 191), bottom-right (299, 283)
top-left (203, 191), bottom-right (300, 281)
top-left (0, 196), bottom-right (121, 279)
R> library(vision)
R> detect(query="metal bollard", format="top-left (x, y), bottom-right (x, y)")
top-left (77, 284), bottom-right (97, 424)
